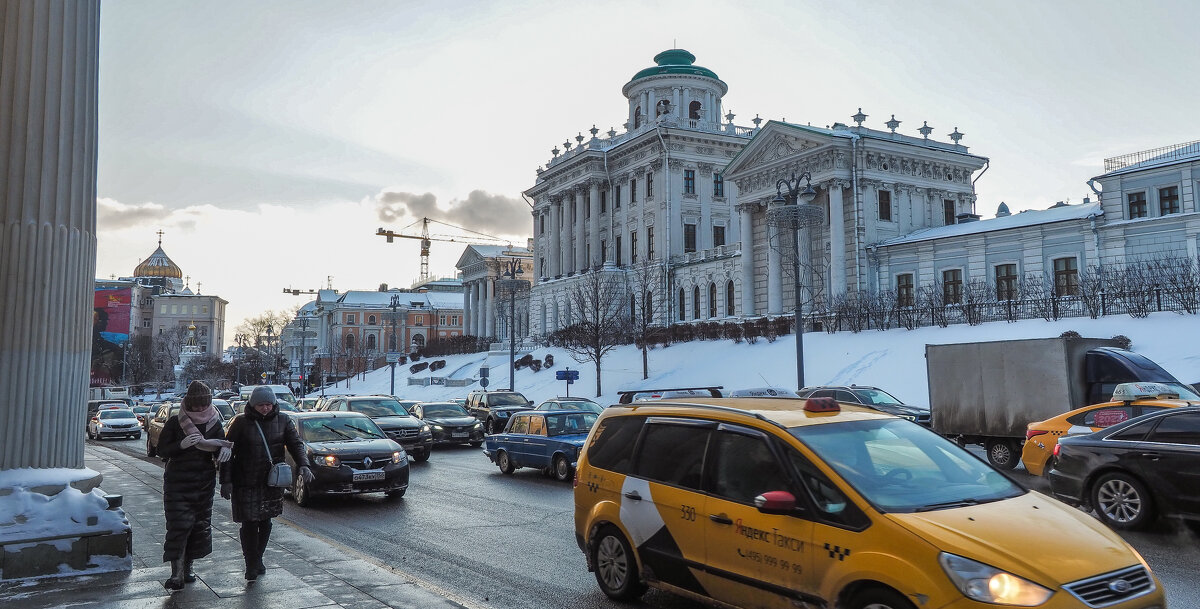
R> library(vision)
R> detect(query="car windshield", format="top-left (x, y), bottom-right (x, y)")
top-left (99, 410), bottom-right (135, 419)
top-left (348, 399), bottom-right (413, 417)
top-left (422, 403), bottom-right (468, 417)
top-left (300, 417), bottom-right (385, 442)
top-left (791, 419), bottom-right (1022, 513)
top-left (213, 401), bottom-right (234, 418)
top-left (540, 400), bottom-right (602, 414)
top-left (489, 393), bottom-right (527, 405)
top-left (545, 412), bottom-right (598, 436)
top-left (851, 388), bottom-right (904, 406)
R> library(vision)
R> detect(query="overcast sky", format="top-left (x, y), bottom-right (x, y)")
top-left (95, 0), bottom-right (1200, 346)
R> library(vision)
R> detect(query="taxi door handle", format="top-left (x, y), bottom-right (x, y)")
top-left (709, 513), bottom-right (733, 525)
top-left (623, 491), bottom-right (642, 501)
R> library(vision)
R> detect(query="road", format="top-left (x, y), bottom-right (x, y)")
top-left (95, 435), bottom-right (1199, 609)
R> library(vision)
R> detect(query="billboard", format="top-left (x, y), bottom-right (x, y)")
top-left (92, 287), bottom-right (132, 386)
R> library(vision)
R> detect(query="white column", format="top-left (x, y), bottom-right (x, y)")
top-left (464, 281), bottom-right (474, 336)
top-left (828, 183), bottom-right (847, 298)
top-left (768, 224), bottom-right (783, 314)
top-left (485, 278), bottom-right (496, 337)
top-left (575, 188), bottom-right (586, 271)
top-left (589, 181), bottom-right (600, 267)
top-left (477, 281), bottom-right (486, 337)
top-left (740, 205), bottom-right (756, 316)
top-left (549, 200), bottom-right (561, 276)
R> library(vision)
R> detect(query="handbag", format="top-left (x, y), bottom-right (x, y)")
top-left (255, 421), bottom-right (293, 488)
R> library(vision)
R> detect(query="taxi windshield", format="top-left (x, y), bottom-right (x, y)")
top-left (790, 420), bottom-right (1022, 513)
top-left (852, 388), bottom-right (904, 406)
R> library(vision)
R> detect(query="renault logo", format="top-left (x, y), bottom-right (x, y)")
top-left (363, 456), bottom-right (373, 469)
top-left (1108, 579), bottom-right (1131, 594)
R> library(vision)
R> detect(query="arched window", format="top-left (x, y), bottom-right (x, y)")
top-left (366, 334), bottom-right (377, 351)
top-left (411, 334), bottom-right (425, 348)
top-left (692, 286), bottom-right (700, 320)
top-left (689, 100), bottom-right (702, 120)
top-left (708, 283), bottom-right (717, 319)
top-left (726, 280), bottom-right (736, 316)
top-left (678, 289), bottom-right (686, 321)
top-left (368, 315), bottom-right (377, 325)
top-left (344, 334), bottom-right (355, 350)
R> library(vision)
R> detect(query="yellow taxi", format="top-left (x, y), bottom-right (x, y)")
top-left (1021, 382), bottom-right (1200, 476)
top-left (574, 396), bottom-right (1164, 609)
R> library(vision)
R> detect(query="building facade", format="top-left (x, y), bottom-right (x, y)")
top-left (456, 243), bottom-right (534, 340)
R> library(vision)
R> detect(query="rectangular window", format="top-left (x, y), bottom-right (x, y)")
top-left (647, 226), bottom-right (655, 258)
top-left (616, 236), bottom-right (622, 265)
top-left (346, 314), bottom-right (355, 325)
top-left (897, 274), bottom-right (914, 307)
top-left (160, 304), bottom-right (166, 314)
top-left (1054, 257), bottom-right (1079, 297)
top-left (878, 190), bottom-right (892, 221)
top-left (142, 317), bottom-right (151, 328)
top-left (713, 174), bottom-right (725, 197)
top-left (684, 223), bottom-right (697, 253)
top-left (942, 269), bottom-right (963, 304)
top-left (713, 225), bottom-right (726, 248)
top-left (170, 305), bottom-right (178, 314)
top-left (630, 231), bottom-right (638, 263)
top-left (201, 306), bottom-right (208, 314)
top-left (944, 199), bottom-right (956, 225)
top-left (646, 172), bottom-right (653, 198)
top-left (630, 178), bottom-right (637, 203)
top-left (540, 215), bottom-right (545, 234)
top-left (1128, 192), bottom-right (1147, 219)
top-left (683, 169), bottom-right (695, 194)
top-left (600, 190), bottom-right (607, 213)
top-left (440, 315), bottom-right (447, 325)
top-left (614, 185), bottom-right (622, 209)
top-left (995, 263), bottom-right (1017, 301)
top-left (1159, 186), bottom-right (1179, 215)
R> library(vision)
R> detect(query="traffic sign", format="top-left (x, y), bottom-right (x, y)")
top-left (555, 369), bottom-right (580, 381)
top-left (479, 366), bottom-right (490, 378)
top-left (480, 377), bottom-right (490, 388)
top-left (386, 352), bottom-right (403, 363)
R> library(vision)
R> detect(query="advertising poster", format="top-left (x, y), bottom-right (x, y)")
top-left (92, 287), bottom-right (132, 386)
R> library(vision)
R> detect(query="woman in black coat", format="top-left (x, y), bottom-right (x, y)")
top-left (157, 380), bottom-right (232, 590)
top-left (220, 386), bottom-right (312, 580)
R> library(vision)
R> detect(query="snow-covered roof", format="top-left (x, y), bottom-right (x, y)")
top-left (331, 289), bottom-right (464, 310)
top-left (422, 292), bottom-right (463, 310)
top-left (337, 291), bottom-right (398, 307)
top-left (879, 202), bottom-right (1101, 247)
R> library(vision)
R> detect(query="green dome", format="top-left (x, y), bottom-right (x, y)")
top-left (628, 49), bottom-right (720, 84)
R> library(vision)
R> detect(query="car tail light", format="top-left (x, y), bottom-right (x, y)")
top-left (1025, 429), bottom-right (1049, 440)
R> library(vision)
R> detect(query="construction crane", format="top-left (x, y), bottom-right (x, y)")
top-left (376, 217), bottom-right (512, 283)
top-left (282, 276), bottom-right (336, 296)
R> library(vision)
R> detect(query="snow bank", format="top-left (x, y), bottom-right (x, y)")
top-left (0, 471), bottom-right (129, 543)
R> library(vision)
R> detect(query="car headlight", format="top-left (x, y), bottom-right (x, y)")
top-left (496, 411), bottom-right (509, 418)
top-left (902, 415), bottom-right (916, 422)
top-left (431, 425), bottom-right (443, 431)
top-left (473, 422), bottom-right (483, 429)
top-left (421, 424), bottom-right (430, 432)
top-left (318, 454), bottom-right (339, 468)
top-left (939, 553), bottom-right (1052, 606)
top-left (392, 451), bottom-right (404, 464)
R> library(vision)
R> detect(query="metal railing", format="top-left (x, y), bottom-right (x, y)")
top-left (670, 242), bottom-right (741, 266)
top-left (1104, 140), bottom-right (1200, 173)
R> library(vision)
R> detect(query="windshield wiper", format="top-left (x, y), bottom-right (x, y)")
top-left (913, 498), bottom-right (981, 512)
top-left (343, 424), bottom-right (383, 439)
top-left (321, 424), bottom-right (355, 440)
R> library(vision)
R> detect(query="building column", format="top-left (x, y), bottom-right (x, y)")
top-left (0, 0), bottom-right (132, 578)
top-left (739, 204), bottom-right (756, 316)
top-left (548, 201), bottom-right (561, 276)
top-left (476, 281), bottom-right (486, 337)
top-left (589, 181), bottom-right (600, 267)
top-left (575, 187), bottom-right (586, 271)
top-left (767, 224), bottom-right (783, 314)
top-left (485, 278), bottom-right (496, 337)
top-left (463, 280), bottom-right (474, 336)
top-left (828, 182), bottom-right (847, 298)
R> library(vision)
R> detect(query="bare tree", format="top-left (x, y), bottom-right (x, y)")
top-left (832, 291), bottom-right (868, 333)
top-left (918, 280), bottom-right (949, 327)
top-left (1109, 261), bottom-right (1155, 318)
top-left (626, 260), bottom-right (665, 379)
top-left (548, 269), bottom-right (628, 397)
top-left (1077, 265), bottom-right (1106, 319)
top-left (866, 289), bottom-right (898, 331)
top-left (1019, 272), bottom-right (1059, 321)
top-left (1150, 255), bottom-right (1200, 315)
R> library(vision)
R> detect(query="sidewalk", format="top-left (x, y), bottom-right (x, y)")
top-left (0, 444), bottom-right (471, 609)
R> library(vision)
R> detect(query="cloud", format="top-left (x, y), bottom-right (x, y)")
top-left (97, 197), bottom-right (172, 230)
top-left (374, 189), bottom-right (531, 238)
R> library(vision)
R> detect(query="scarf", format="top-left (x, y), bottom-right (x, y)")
top-left (179, 406), bottom-right (232, 452)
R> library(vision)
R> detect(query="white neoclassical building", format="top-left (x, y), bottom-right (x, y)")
top-left (456, 244), bottom-right (534, 340)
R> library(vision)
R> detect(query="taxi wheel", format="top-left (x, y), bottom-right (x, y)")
top-left (848, 586), bottom-right (916, 609)
top-left (497, 450), bottom-right (515, 474)
top-left (553, 455), bottom-right (572, 482)
top-left (985, 439), bottom-right (1019, 470)
top-left (1091, 472), bottom-right (1153, 530)
top-left (592, 527), bottom-right (646, 601)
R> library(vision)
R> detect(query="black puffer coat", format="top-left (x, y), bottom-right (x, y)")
top-left (158, 415), bottom-right (225, 561)
top-left (220, 403), bottom-right (308, 522)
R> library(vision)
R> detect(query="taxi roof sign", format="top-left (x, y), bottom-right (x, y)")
top-left (803, 397), bottom-right (840, 413)
top-left (1112, 382), bottom-right (1180, 402)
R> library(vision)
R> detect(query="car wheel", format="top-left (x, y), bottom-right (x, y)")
top-left (591, 526), bottom-right (646, 601)
top-left (145, 437), bottom-right (156, 458)
top-left (1092, 472), bottom-right (1154, 530)
top-left (469, 441), bottom-right (482, 448)
top-left (985, 438), bottom-right (1019, 470)
top-left (496, 450), bottom-right (515, 474)
top-left (413, 450), bottom-right (430, 463)
top-left (553, 455), bottom-right (572, 482)
top-left (293, 473), bottom-right (312, 507)
top-left (87, 428), bottom-right (94, 440)
top-left (847, 586), bottom-right (917, 609)
top-left (386, 488), bottom-right (406, 499)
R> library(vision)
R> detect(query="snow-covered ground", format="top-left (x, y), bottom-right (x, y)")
top-left (317, 311), bottom-right (1200, 407)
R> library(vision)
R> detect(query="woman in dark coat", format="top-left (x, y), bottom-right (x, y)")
top-left (157, 380), bottom-right (232, 590)
top-left (220, 386), bottom-right (312, 580)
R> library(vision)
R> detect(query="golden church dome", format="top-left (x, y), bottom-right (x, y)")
top-left (133, 245), bottom-right (183, 279)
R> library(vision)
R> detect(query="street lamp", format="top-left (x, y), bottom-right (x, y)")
top-left (496, 258), bottom-right (530, 391)
top-left (295, 314), bottom-right (311, 398)
top-left (769, 172), bottom-right (821, 390)
top-left (388, 294), bottom-right (401, 396)
top-left (265, 324), bottom-right (275, 384)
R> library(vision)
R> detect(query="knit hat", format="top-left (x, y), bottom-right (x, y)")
top-left (248, 385), bottom-right (277, 407)
top-left (182, 380), bottom-right (212, 410)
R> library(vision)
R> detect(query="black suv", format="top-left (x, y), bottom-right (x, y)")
top-left (797, 385), bottom-right (931, 427)
top-left (317, 395), bottom-right (433, 462)
top-left (465, 390), bottom-right (532, 434)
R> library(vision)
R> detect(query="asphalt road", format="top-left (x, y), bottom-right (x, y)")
top-left (93, 435), bottom-right (1199, 609)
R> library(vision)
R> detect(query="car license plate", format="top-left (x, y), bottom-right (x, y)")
top-left (353, 472), bottom-right (385, 482)
top-left (452, 432), bottom-right (468, 439)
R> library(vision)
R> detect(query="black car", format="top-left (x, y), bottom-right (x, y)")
top-left (797, 385), bottom-right (932, 427)
top-left (1048, 406), bottom-right (1200, 530)
top-left (465, 390), bottom-right (532, 434)
top-left (412, 402), bottom-right (485, 447)
top-left (316, 395), bottom-right (433, 462)
top-left (285, 411), bottom-right (410, 506)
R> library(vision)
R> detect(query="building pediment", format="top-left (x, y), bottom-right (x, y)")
top-left (723, 122), bottom-right (834, 178)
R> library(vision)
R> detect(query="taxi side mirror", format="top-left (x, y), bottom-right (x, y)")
top-left (754, 490), bottom-right (797, 515)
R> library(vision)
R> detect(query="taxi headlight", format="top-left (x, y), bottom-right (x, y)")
top-left (939, 553), bottom-right (1052, 606)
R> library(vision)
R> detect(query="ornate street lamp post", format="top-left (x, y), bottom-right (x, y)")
top-left (265, 324), bottom-right (276, 384)
top-left (769, 172), bottom-right (821, 390)
top-left (296, 314), bottom-right (311, 398)
top-left (496, 258), bottom-right (530, 391)
top-left (389, 294), bottom-right (401, 396)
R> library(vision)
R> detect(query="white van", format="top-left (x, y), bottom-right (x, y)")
top-left (238, 384), bottom-right (297, 406)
